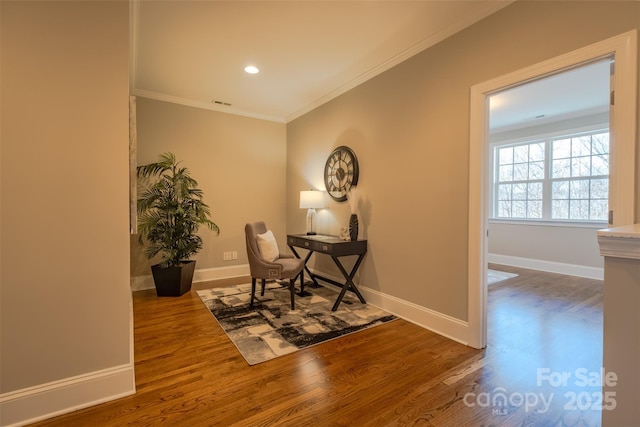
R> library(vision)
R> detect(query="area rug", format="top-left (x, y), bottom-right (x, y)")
top-left (196, 282), bottom-right (397, 365)
top-left (488, 269), bottom-right (518, 285)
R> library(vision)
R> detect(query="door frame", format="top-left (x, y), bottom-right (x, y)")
top-left (467, 30), bottom-right (638, 349)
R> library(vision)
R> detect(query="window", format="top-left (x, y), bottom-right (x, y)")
top-left (493, 129), bottom-right (609, 222)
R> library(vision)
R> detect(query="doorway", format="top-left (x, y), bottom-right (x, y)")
top-left (467, 30), bottom-right (637, 349)
top-left (486, 59), bottom-right (610, 278)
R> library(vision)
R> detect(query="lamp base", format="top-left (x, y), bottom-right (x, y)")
top-left (305, 208), bottom-right (317, 236)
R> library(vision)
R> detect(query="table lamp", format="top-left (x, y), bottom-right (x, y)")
top-left (300, 190), bottom-right (324, 235)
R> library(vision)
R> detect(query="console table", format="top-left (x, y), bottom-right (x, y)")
top-left (287, 234), bottom-right (367, 311)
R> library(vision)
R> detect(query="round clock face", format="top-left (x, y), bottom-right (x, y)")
top-left (324, 146), bottom-right (359, 202)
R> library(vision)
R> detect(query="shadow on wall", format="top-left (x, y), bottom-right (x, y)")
top-left (130, 234), bottom-right (161, 277)
top-left (331, 129), bottom-right (371, 235)
top-left (314, 128), bottom-right (381, 290)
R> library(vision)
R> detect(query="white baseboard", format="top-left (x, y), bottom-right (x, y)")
top-left (488, 253), bottom-right (604, 280)
top-left (0, 365), bottom-right (135, 427)
top-left (130, 264), bottom-right (250, 291)
top-left (358, 285), bottom-right (471, 346)
top-left (308, 269), bottom-right (471, 346)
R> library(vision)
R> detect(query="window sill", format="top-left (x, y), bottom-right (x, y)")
top-left (489, 218), bottom-right (608, 229)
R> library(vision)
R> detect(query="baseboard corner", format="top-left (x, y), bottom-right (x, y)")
top-left (0, 364), bottom-right (135, 427)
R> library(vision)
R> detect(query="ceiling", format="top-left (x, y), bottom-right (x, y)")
top-left (130, 0), bottom-right (512, 123)
top-left (130, 1), bottom-right (609, 128)
top-left (489, 59), bottom-right (611, 133)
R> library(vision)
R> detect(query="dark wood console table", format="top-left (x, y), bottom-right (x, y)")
top-left (287, 234), bottom-right (367, 311)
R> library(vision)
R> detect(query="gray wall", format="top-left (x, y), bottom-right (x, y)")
top-left (131, 98), bottom-right (287, 277)
top-left (489, 222), bottom-right (604, 269)
top-left (2, 0), bottom-right (638, 422)
top-left (286, 1), bottom-right (639, 322)
top-left (1, 0), bottom-right (132, 394)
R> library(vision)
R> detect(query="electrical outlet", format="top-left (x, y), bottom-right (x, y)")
top-left (223, 251), bottom-right (232, 261)
top-left (232, 251), bottom-right (238, 260)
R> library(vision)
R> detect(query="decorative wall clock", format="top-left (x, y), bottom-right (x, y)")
top-left (324, 146), bottom-right (359, 202)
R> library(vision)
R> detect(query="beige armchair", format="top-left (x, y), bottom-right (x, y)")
top-left (244, 222), bottom-right (304, 310)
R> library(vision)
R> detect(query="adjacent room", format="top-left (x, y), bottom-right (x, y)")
top-left (483, 60), bottom-right (609, 426)
top-left (2, 1), bottom-right (639, 426)
top-left (487, 59), bottom-right (611, 279)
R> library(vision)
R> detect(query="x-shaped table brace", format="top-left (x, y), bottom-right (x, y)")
top-left (289, 245), bottom-right (366, 311)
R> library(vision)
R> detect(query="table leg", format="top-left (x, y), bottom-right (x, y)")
top-left (330, 254), bottom-right (366, 311)
top-left (288, 246), bottom-right (317, 296)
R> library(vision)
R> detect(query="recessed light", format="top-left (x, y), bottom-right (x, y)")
top-left (244, 65), bottom-right (260, 74)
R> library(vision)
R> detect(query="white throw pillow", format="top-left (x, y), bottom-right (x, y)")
top-left (256, 230), bottom-right (279, 262)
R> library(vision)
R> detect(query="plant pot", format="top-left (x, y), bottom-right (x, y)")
top-left (151, 260), bottom-right (196, 297)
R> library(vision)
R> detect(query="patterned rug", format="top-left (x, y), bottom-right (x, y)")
top-left (488, 269), bottom-right (518, 285)
top-left (196, 282), bottom-right (397, 365)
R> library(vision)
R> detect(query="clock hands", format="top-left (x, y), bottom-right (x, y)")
top-left (324, 146), bottom-right (359, 202)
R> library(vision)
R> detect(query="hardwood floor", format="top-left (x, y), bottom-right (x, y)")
top-left (31, 265), bottom-right (603, 426)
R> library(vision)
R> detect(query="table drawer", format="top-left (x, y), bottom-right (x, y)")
top-left (288, 236), bottom-right (332, 253)
top-left (287, 235), bottom-right (367, 256)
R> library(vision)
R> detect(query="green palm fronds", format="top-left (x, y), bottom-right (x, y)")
top-left (137, 152), bottom-right (219, 268)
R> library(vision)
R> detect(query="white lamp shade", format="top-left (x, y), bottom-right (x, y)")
top-left (300, 190), bottom-right (324, 209)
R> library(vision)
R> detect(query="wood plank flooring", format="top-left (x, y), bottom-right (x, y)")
top-left (31, 265), bottom-right (604, 426)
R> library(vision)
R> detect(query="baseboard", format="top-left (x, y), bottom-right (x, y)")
top-left (488, 253), bottom-right (604, 280)
top-left (308, 268), bottom-right (471, 346)
top-left (131, 264), bottom-right (250, 291)
top-left (0, 364), bottom-right (135, 427)
top-left (358, 285), bottom-right (471, 346)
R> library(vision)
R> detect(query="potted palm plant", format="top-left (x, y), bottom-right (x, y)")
top-left (137, 152), bottom-right (219, 296)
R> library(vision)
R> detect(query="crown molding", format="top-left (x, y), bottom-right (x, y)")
top-left (598, 224), bottom-right (640, 260)
top-left (131, 90), bottom-right (286, 123)
top-left (285, 0), bottom-right (514, 122)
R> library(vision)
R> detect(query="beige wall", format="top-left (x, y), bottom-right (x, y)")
top-left (131, 98), bottom-right (287, 277)
top-left (286, 1), bottom-right (640, 321)
top-left (1, 0), bottom-right (131, 396)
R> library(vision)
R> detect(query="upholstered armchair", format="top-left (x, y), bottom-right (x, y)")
top-left (244, 222), bottom-right (304, 310)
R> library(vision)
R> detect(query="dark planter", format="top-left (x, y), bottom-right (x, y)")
top-left (151, 260), bottom-right (196, 297)
top-left (349, 214), bottom-right (359, 241)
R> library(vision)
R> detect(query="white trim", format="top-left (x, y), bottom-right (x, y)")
top-left (129, 2), bottom-right (514, 124)
top-left (488, 253), bottom-right (604, 280)
top-left (132, 90), bottom-right (286, 123)
top-left (193, 265), bottom-right (250, 283)
top-left (128, 288), bottom-right (136, 394)
top-left (608, 33), bottom-right (638, 227)
top-left (285, 1), bottom-right (514, 123)
top-left (597, 235), bottom-right (640, 260)
top-left (130, 272), bottom-right (154, 291)
top-left (598, 224), bottom-right (640, 260)
top-left (469, 82), bottom-right (490, 349)
top-left (308, 268), bottom-right (472, 345)
top-left (358, 285), bottom-right (471, 346)
top-left (469, 30), bottom-right (638, 349)
top-left (130, 264), bottom-right (251, 291)
top-left (129, 0), bottom-right (139, 94)
top-left (0, 365), bottom-right (135, 427)
top-left (489, 218), bottom-right (607, 229)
